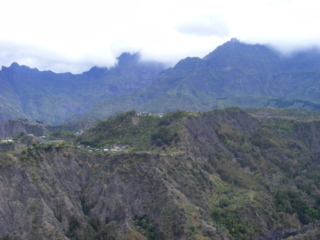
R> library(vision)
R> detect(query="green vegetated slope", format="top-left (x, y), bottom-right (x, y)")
top-left (1, 108), bottom-right (320, 240)
top-left (75, 40), bottom-right (320, 123)
top-left (0, 54), bottom-right (165, 125)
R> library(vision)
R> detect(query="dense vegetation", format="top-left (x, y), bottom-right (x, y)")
top-left (76, 110), bottom-right (187, 151)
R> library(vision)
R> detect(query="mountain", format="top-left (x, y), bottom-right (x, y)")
top-left (1, 39), bottom-right (320, 125)
top-left (0, 53), bottom-right (165, 125)
top-left (1, 108), bottom-right (320, 239)
top-left (74, 39), bottom-right (320, 123)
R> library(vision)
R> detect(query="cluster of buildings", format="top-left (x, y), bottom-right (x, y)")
top-left (137, 112), bottom-right (163, 117)
top-left (103, 145), bottom-right (128, 152)
top-left (1, 139), bottom-right (13, 143)
top-left (76, 144), bottom-right (129, 153)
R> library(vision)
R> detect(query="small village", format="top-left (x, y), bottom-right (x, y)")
top-left (76, 144), bottom-right (129, 153)
top-left (137, 112), bottom-right (163, 117)
top-left (0, 139), bottom-right (13, 143)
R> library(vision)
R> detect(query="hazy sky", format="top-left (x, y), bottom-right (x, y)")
top-left (1, 0), bottom-right (320, 73)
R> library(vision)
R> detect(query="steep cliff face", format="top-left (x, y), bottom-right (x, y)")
top-left (0, 148), bottom-right (231, 240)
top-left (0, 120), bottom-right (49, 137)
top-left (291, 121), bottom-right (320, 155)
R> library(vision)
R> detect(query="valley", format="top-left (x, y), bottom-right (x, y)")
top-left (1, 39), bottom-right (320, 240)
top-left (1, 108), bottom-right (320, 239)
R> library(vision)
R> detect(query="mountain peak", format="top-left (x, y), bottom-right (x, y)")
top-left (116, 52), bottom-right (140, 63)
top-left (10, 62), bottom-right (20, 68)
top-left (1, 62), bottom-right (21, 72)
top-left (7, 62), bottom-right (34, 71)
top-left (202, 39), bottom-right (282, 71)
top-left (230, 37), bottom-right (240, 43)
top-left (1, 62), bottom-right (21, 71)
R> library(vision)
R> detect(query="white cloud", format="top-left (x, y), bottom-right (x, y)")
top-left (0, 0), bottom-right (319, 73)
top-left (175, 14), bottom-right (230, 37)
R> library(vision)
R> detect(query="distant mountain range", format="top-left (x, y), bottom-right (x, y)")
top-left (1, 39), bottom-right (319, 125)
top-left (0, 53), bottom-right (165, 125)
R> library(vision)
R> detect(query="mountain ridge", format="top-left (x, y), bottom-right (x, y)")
top-left (72, 40), bottom-right (320, 123)
top-left (0, 53), bottom-right (165, 125)
top-left (1, 39), bottom-right (320, 125)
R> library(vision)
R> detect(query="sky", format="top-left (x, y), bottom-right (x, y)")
top-left (1, 0), bottom-right (320, 73)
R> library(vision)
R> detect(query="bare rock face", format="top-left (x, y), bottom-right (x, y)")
top-left (0, 147), bottom-right (232, 240)
top-left (0, 119), bottom-right (85, 138)
top-left (0, 120), bottom-right (31, 137)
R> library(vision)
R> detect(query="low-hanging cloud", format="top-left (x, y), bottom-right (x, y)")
top-left (0, 40), bottom-right (120, 73)
top-left (1, 0), bottom-right (320, 74)
top-left (175, 14), bottom-right (230, 38)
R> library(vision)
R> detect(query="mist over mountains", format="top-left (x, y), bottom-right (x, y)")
top-left (1, 39), bottom-right (320, 240)
top-left (0, 39), bottom-right (319, 125)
